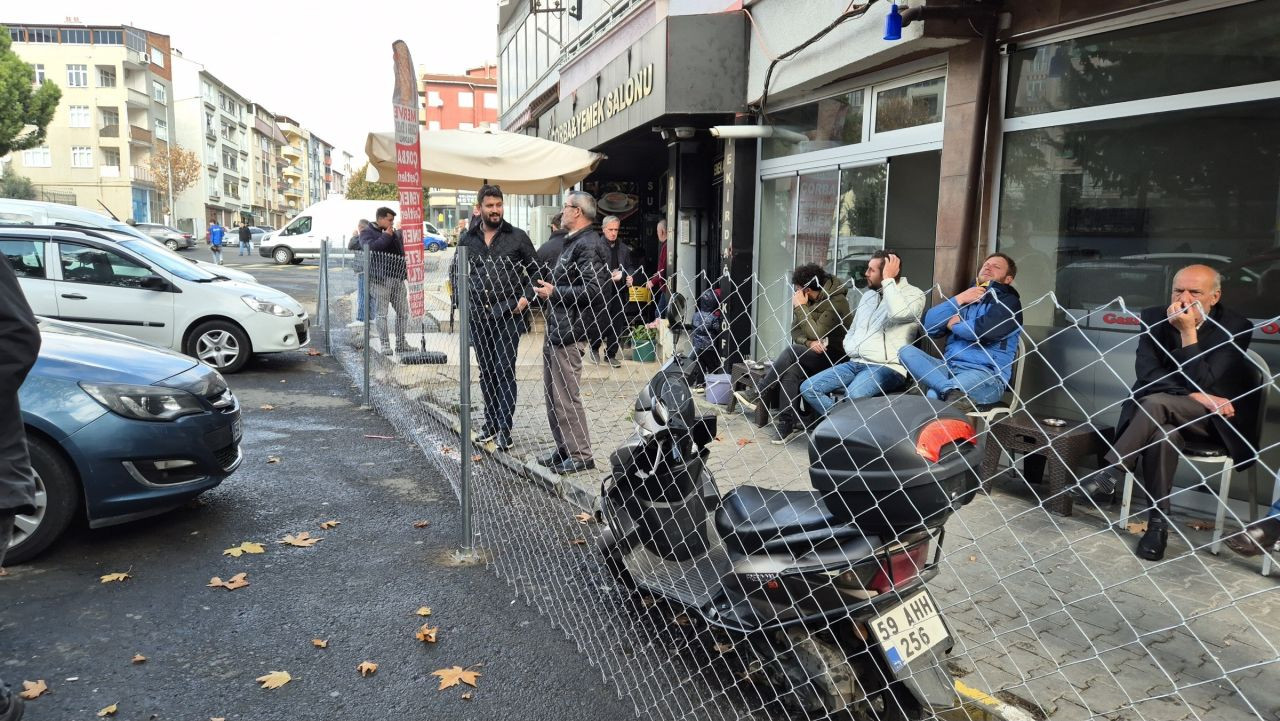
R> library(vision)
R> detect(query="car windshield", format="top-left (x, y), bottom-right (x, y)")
top-left (119, 239), bottom-right (221, 282)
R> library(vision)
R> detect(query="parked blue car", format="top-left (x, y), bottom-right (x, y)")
top-left (8, 319), bottom-right (242, 563)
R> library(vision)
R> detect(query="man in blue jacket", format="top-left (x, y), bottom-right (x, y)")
top-left (207, 220), bottom-right (225, 265)
top-left (899, 253), bottom-right (1022, 408)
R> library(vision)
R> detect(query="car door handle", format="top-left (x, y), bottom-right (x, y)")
top-left (60, 293), bottom-right (88, 300)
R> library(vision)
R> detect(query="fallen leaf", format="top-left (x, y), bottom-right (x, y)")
top-left (431, 666), bottom-right (480, 690)
top-left (736, 438), bottom-right (753, 447)
top-left (416, 607), bottom-right (433, 617)
top-left (212, 718), bottom-right (226, 721)
top-left (440, 446), bottom-right (453, 455)
top-left (968, 555), bottom-right (978, 562)
top-left (673, 613), bottom-right (691, 626)
top-left (713, 642), bottom-right (734, 654)
top-left (0, 567), bottom-right (7, 576)
top-left (714, 435), bottom-right (723, 442)
top-left (365, 434), bottom-right (396, 440)
top-left (1126, 520), bottom-right (1149, 535)
top-left (413, 520), bottom-right (432, 529)
top-left (255, 670), bottom-right (292, 689)
top-left (19, 680), bottom-right (47, 700)
top-left (471, 454), bottom-right (483, 462)
top-left (462, 691), bottom-right (474, 700)
top-left (100, 571), bottom-right (131, 584)
top-left (307, 349), bottom-right (323, 356)
top-left (97, 703), bottom-right (118, 717)
top-left (574, 512), bottom-right (594, 525)
top-left (640, 595), bottom-right (656, 608)
top-left (266, 456), bottom-right (281, 464)
top-left (569, 538), bottom-right (587, 546)
top-left (207, 572), bottom-right (250, 591)
top-left (259, 404), bottom-right (276, 411)
top-left (281, 532), bottom-right (321, 547)
top-left (1187, 519), bottom-right (1215, 531)
top-left (223, 541), bottom-right (266, 557)
top-left (312, 639), bottom-right (328, 648)
top-left (131, 654), bottom-right (146, 664)
top-left (319, 520), bottom-right (341, 530)
top-left (416, 624), bottom-right (439, 643)
top-left (357, 661), bottom-right (378, 677)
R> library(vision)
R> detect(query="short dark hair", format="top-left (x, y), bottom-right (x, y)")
top-left (478, 184), bottom-right (503, 204)
top-left (376, 207), bottom-right (396, 220)
top-left (550, 212), bottom-right (563, 228)
top-left (870, 249), bottom-right (900, 270)
top-left (791, 263), bottom-right (829, 289)
top-left (985, 252), bottom-right (1017, 279)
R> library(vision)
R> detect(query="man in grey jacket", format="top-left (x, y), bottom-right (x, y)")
top-left (800, 251), bottom-right (924, 419)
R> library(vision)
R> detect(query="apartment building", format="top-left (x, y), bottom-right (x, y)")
top-left (247, 101), bottom-right (288, 228)
top-left (418, 64), bottom-right (499, 229)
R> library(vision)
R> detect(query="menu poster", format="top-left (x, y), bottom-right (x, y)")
top-left (392, 40), bottom-right (426, 318)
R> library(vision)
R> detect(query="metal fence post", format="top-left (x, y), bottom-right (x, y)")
top-left (362, 249), bottom-right (372, 405)
top-left (320, 237), bottom-right (331, 354)
top-left (456, 244), bottom-right (477, 556)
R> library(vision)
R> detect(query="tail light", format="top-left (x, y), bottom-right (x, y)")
top-left (870, 541), bottom-right (930, 594)
top-left (915, 418), bottom-right (977, 462)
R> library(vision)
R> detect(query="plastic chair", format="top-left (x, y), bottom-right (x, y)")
top-left (967, 336), bottom-right (1026, 432)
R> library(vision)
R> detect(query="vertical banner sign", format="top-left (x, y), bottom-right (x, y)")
top-left (392, 40), bottom-right (426, 318)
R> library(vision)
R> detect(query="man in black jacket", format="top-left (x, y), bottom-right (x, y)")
top-left (360, 207), bottom-right (410, 355)
top-left (1073, 264), bottom-right (1261, 561)
top-left (534, 191), bottom-right (609, 474)
top-left (451, 185), bottom-right (537, 450)
top-left (0, 251), bottom-right (40, 720)
top-left (587, 214), bottom-right (636, 368)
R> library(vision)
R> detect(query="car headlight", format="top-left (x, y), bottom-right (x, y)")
top-left (80, 383), bottom-right (204, 422)
top-left (242, 295), bottom-right (295, 317)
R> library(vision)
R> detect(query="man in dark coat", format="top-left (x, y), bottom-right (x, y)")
top-left (450, 185), bottom-right (537, 450)
top-left (360, 207), bottom-right (410, 355)
top-left (534, 191), bottom-right (609, 475)
top-left (1073, 264), bottom-right (1261, 562)
top-left (0, 251), bottom-right (40, 720)
top-left (587, 214), bottom-right (637, 368)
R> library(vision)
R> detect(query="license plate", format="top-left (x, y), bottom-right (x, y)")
top-left (232, 416), bottom-right (243, 443)
top-left (870, 590), bottom-right (948, 672)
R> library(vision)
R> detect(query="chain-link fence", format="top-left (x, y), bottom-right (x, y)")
top-left (318, 241), bottom-right (1279, 721)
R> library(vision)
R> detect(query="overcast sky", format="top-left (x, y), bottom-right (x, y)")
top-left (6, 1), bottom-right (499, 164)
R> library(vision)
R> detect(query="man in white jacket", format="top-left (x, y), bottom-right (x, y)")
top-left (799, 251), bottom-right (925, 421)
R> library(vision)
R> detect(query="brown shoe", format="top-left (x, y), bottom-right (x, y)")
top-left (1224, 517), bottom-right (1280, 558)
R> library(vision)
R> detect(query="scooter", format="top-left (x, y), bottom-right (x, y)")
top-left (598, 355), bottom-right (983, 720)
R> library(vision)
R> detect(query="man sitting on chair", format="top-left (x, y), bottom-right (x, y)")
top-left (1072, 264), bottom-right (1258, 562)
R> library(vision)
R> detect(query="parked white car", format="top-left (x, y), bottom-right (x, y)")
top-left (260, 198), bottom-right (449, 264)
top-left (1, 226), bottom-right (308, 373)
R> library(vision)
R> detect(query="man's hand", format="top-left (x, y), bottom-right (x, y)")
top-left (533, 280), bottom-right (554, 301)
top-left (793, 289), bottom-right (809, 307)
top-left (611, 269), bottom-right (623, 282)
top-left (644, 279), bottom-right (653, 289)
top-left (954, 285), bottom-right (986, 306)
top-left (625, 275), bottom-right (634, 287)
top-left (808, 339), bottom-right (827, 354)
top-left (1190, 392), bottom-right (1235, 419)
top-left (882, 253), bottom-right (901, 281)
top-left (514, 296), bottom-right (529, 315)
top-left (946, 315), bottom-right (962, 330)
top-left (1168, 301), bottom-right (1198, 333)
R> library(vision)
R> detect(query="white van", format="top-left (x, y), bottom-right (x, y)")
top-left (259, 198), bottom-right (450, 265)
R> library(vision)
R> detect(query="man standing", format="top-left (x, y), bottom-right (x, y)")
top-left (644, 218), bottom-right (668, 319)
top-left (534, 191), bottom-right (609, 474)
top-left (898, 253), bottom-right (1022, 408)
top-left (359, 207), bottom-right (410, 356)
top-left (348, 219), bottom-right (374, 325)
top-left (207, 219), bottom-right (225, 265)
top-left (237, 221), bottom-right (252, 256)
top-left (800, 251), bottom-right (925, 418)
top-left (0, 248), bottom-right (40, 721)
top-left (1072, 265), bottom-right (1259, 562)
top-left (452, 185), bottom-right (537, 451)
top-left (588, 215), bottom-right (635, 368)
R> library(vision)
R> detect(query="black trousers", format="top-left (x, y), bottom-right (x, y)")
top-left (471, 315), bottom-right (522, 434)
top-left (761, 344), bottom-right (836, 426)
top-left (1106, 392), bottom-right (1216, 515)
top-left (0, 393), bottom-right (36, 517)
top-left (589, 294), bottom-right (626, 359)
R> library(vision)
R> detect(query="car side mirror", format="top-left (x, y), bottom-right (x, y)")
top-left (141, 275), bottom-right (170, 291)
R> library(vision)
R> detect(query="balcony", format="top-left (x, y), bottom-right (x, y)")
top-left (99, 125), bottom-right (120, 138)
top-left (282, 144), bottom-right (302, 160)
top-left (279, 121), bottom-right (303, 139)
top-left (283, 186), bottom-right (303, 198)
top-left (124, 47), bottom-right (148, 69)
top-left (128, 125), bottom-right (152, 146)
top-left (282, 164), bottom-right (302, 179)
top-left (210, 189), bottom-right (221, 200)
top-left (130, 165), bottom-right (155, 184)
top-left (126, 88), bottom-right (150, 108)
top-left (207, 161), bottom-right (219, 173)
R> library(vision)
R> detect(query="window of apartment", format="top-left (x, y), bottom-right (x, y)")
top-left (153, 81), bottom-right (166, 104)
top-left (71, 146), bottom-right (94, 168)
top-left (459, 122), bottom-right (474, 131)
top-left (458, 91), bottom-right (473, 108)
top-left (101, 147), bottom-right (120, 168)
top-left (97, 65), bottom-right (116, 87)
top-left (873, 76), bottom-right (945, 133)
top-left (149, 47), bottom-right (165, 67)
top-left (7, 28), bottom-right (20, 43)
top-left (93, 29), bottom-right (123, 45)
top-left (21, 147), bottom-right (52, 167)
top-left (223, 177), bottom-right (240, 199)
top-left (484, 92), bottom-right (497, 109)
top-left (62, 28), bottom-right (90, 44)
top-left (27, 27), bottom-right (57, 43)
top-left (428, 120), bottom-right (441, 131)
top-left (32, 64), bottom-right (45, 86)
top-left (154, 119), bottom-right (168, 141)
top-left (763, 89), bottom-right (864, 161)
top-left (427, 90), bottom-right (442, 107)
top-left (66, 64), bottom-right (88, 88)
top-left (222, 147), bottom-right (238, 171)
top-left (68, 105), bottom-right (90, 128)
top-left (99, 107), bottom-right (119, 129)
top-left (221, 121), bottom-right (234, 140)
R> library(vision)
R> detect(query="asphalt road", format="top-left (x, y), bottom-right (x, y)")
top-left (1, 250), bottom-right (635, 721)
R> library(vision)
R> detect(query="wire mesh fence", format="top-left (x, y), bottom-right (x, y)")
top-left (321, 241), bottom-right (1280, 721)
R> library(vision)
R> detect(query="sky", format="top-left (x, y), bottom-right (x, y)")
top-left (6, 1), bottom-right (500, 165)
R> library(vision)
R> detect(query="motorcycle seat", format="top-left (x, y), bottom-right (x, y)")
top-left (716, 485), bottom-right (862, 554)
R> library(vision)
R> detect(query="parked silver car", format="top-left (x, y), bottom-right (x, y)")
top-left (135, 222), bottom-right (195, 251)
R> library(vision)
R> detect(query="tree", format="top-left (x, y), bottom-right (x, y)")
top-left (147, 144), bottom-right (202, 218)
top-left (0, 164), bottom-right (36, 199)
top-left (0, 27), bottom-right (61, 156)
top-left (345, 162), bottom-right (398, 200)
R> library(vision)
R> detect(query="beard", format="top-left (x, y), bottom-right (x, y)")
top-left (483, 214), bottom-right (503, 230)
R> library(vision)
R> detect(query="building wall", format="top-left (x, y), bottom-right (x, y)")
top-left (170, 55), bottom-right (251, 233)
top-left (420, 67), bottom-right (499, 131)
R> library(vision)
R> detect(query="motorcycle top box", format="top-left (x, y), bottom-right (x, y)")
top-left (808, 395), bottom-right (983, 533)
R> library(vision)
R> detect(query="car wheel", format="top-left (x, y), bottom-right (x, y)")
top-left (426, 243), bottom-right (440, 253)
top-left (165, 239), bottom-right (179, 250)
top-left (272, 246), bottom-right (294, 265)
top-left (5, 434), bottom-right (80, 565)
top-left (187, 320), bottom-right (252, 373)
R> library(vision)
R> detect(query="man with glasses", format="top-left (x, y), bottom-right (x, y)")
top-left (534, 192), bottom-right (609, 474)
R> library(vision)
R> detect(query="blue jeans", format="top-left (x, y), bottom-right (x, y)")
top-left (800, 361), bottom-right (905, 417)
top-left (355, 272), bottom-right (373, 322)
top-left (210, 245), bottom-right (222, 264)
top-left (238, 241), bottom-right (250, 256)
top-left (898, 346), bottom-right (1006, 405)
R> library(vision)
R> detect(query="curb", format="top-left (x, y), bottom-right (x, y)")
top-left (938, 681), bottom-right (1041, 721)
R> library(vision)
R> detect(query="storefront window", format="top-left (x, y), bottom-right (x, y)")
top-left (997, 98), bottom-right (1280, 327)
top-left (795, 171), bottom-right (839, 270)
top-left (835, 163), bottom-right (887, 284)
top-left (1007, 2), bottom-right (1280, 118)
top-left (874, 77), bottom-right (944, 133)
top-left (762, 90), bottom-right (863, 160)
top-left (755, 176), bottom-right (798, 356)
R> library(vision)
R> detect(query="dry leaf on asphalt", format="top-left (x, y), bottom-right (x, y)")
top-left (416, 624), bottom-right (439, 643)
top-left (1187, 519), bottom-right (1215, 531)
top-left (640, 596), bottom-right (656, 608)
top-left (100, 571), bottom-right (131, 583)
top-left (416, 607), bottom-right (432, 617)
top-left (19, 680), bottom-right (47, 700)
top-left (968, 555), bottom-right (978, 562)
top-left (312, 639), bottom-right (328, 648)
top-left (207, 572), bottom-right (249, 591)
top-left (736, 438), bottom-right (753, 447)
top-left (259, 404), bottom-right (275, 411)
top-left (131, 654), bottom-right (146, 664)
top-left (713, 642), bottom-right (734, 654)
top-left (212, 718), bottom-right (226, 721)
top-left (319, 520), bottom-right (340, 530)
top-left (266, 456), bottom-right (281, 464)
top-left (281, 532), bottom-right (321, 547)
top-left (431, 666), bottom-right (480, 690)
top-left (471, 454), bottom-right (483, 462)
top-left (222, 541), bottom-right (265, 557)
top-left (255, 670), bottom-right (292, 689)
top-left (97, 703), bottom-right (118, 717)
top-left (1126, 520), bottom-right (1149, 535)
top-left (440, 446), bottom-right (453, 455)
top-left (569, 538), bottom-right (587, 546)
top-left (574, 512), bottom-right (594, 524)
top-left (357, 661), bottom-right (378, 677)
top-left (307, 349), bottom-right (323, 356)
top-left (413, 520), bottom-right (431, 528)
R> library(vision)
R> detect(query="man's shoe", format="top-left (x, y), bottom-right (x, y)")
top-left (1224, 516), bottom-right (1280, 558)
top-left (381, 346), bottom-right (395, 357)
top-left (496, 431), bottom-right (513, 451)
top-left (769, 419), bottom-right (800, 445)
top-left (588, 349), bottom-right (601, 365)
top-left (733, 390), bottom-right (758, 412)
top-left (692, 384), bottom-right (706, 394)
top-left (475, 426), bottom-right (498, 444)
top-left (1135, 518), bottom-right (1169, 561)
top-left (536, 449), bottom-right (566, 467)
top-left (941, 389), bottom-right (976, 413)
top-left (551, 457), bottom-right (596, 475)
top-left (1070, 467), bottom-right (1119, 502)
top-left (607, 356), bottom-right (622, 368)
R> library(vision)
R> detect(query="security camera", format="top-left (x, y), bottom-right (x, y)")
top-left (674, 127), bottom-right (696, 140)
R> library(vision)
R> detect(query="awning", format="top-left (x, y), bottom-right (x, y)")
top-left (364, 128), bottom-right (604, 195)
